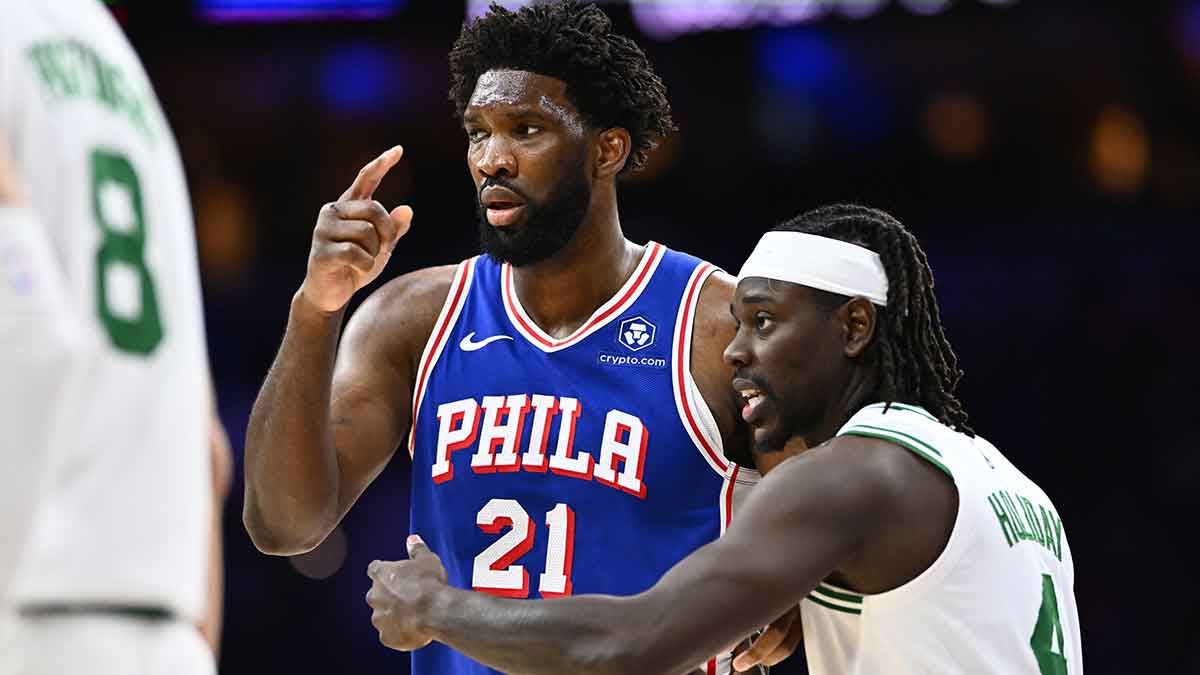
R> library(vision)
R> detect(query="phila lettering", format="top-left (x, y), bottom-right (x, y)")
top-left (431, 394), bottom-right (650, 499)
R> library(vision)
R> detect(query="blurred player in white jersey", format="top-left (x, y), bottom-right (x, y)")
top-left (0, 1), bottom-right (229, 673)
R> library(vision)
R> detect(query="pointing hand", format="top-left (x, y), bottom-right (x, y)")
top-left (300, 146), bottom-right (414, 313)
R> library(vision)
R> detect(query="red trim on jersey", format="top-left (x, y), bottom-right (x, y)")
top-left (409, 259), bottom-right (474, 455)
top-left (724, 465), bottom-right (740, 529)
top-left (503, 242), bottom-right (664, 350)
top-left (707, 658), bottom-right (717, 675)
top-left (674, 263), bottom-right (730, 474)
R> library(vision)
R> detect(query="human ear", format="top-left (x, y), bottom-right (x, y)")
top-left (842, 298), bottom-right (877, 358)
top-left (593, 127), bottom-right (632, 180)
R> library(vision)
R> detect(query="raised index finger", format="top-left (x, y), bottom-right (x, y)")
top-left (341, 145), bottom-right (404, 201)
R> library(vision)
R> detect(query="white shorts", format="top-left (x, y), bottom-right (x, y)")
top-left (0, 613), bottom-right (215, 675)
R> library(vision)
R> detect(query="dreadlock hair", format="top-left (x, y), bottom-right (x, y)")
top-left (448, 0), bottom-right (676, 175)
top-left (774, 204), bottom-right (974, 435)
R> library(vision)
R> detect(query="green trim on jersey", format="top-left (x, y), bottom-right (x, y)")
top-left (807, 584), bottom-right (864, 615)
top-left (841, 425), bottom-right (952, 478)
top-left (848, 423), bottom-right (942, 457)
top-left (864, 402), bottom-right (939, 422)
top-left (806, 594), bottom-right (862, 615)
top-left (813, 583), bottom-right (863, 604)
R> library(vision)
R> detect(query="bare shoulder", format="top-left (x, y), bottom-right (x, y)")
top-left (359, 264), bottom-right (459, 330)
top-left (342, 264), bottom-right (460, 374)
top-left (767, 435), bottom-right (956, 590)
top-left (693, 270), bottom-right (737, 347)
top-left (796, 435), bottom-right (930, 501)
top-left (744, 437), bottom-right (920, 526)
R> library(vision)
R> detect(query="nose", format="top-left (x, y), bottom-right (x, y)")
top-left (723, 327), bottom-right (750, 369)
top-left (474, 135), bottom-right (517, 180)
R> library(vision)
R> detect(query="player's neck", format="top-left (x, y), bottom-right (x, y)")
top-left (510, 206), bottom-right (639, 340)
top-left (805, 369), bottom-right (879, 450)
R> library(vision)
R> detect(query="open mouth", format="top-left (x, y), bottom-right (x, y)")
top-left (732, 379), bottom-right (769, 424)
top-left (481, 186), bottom-right (528, 227)
top-left (486, 204), bottom-right (525, 227)
top-left (739, 388), bottom-right (765, 407)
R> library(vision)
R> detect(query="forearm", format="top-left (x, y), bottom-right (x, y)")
top-left (417, 503), bottom-right (821, 675)
top-left (426, 589), bottom-right (653, 675)
top-left (375, 448), bottom-right (872, 675)
top-left (196, 498), bottom-right (224, 654)
top-left (197, 413), bottom-right (232, 654)
top-left (423, 575), bottom-right (744, 675)
top-left (243, 290), bottom-right (345, 554)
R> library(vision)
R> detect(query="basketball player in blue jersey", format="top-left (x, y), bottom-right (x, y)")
top-left (244, 2), bottom-right (776, 673)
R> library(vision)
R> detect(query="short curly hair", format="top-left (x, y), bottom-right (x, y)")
top-left (448, 0), bottom-right (676, 175)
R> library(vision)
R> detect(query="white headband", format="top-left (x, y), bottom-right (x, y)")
top-left (737, 231), bottom-right (889, 306)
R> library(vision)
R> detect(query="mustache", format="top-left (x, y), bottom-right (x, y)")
top-left (478, 176), bottom-right (531, 204)
top-left (731, 373), bottom-right (773, 395)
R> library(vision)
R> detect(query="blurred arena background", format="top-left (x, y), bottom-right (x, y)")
top-left (107, 0), bottom-right (1199, 672)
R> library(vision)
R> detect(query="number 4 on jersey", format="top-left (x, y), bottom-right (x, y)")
top-left (472, 499), bottom-right (575, 598)
top-left (1030, 574), bottom-right (1068, 675)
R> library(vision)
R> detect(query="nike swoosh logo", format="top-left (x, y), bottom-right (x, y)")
top-left (459, 332), bottom-right (514, 352)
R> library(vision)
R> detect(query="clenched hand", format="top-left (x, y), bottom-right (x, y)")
top-left (366, 534), bottom-right (448, 651)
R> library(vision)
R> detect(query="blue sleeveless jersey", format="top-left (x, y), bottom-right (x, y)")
top-left (407, 243), bottom-right (745, 675)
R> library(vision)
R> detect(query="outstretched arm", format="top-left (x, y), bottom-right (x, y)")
top-left (242, 148), bottom-right (440, 555)
top-left (367, 439), bottom-right (905, 675)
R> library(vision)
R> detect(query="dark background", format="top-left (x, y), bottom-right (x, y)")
top-left (115, 0), bottom-right (1200, 672)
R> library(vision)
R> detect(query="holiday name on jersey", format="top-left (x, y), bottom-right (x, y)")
top-left (986, 489), bottom-right (1065, 561)
top-left (431, 395), bottom-right (649, 499)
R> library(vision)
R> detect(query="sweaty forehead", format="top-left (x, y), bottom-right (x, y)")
top-left (468, 69), bottom-right (571, 111)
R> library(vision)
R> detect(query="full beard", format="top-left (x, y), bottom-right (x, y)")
top-left (477, 160), bottom-right (591, 267)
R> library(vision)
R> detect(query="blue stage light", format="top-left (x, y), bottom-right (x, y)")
top-left (758, 27), bottom-right (842, 91)
top-left (196, 0), bottom-right (405, 23)
top-left (755, 28), bottom-right (891, 146)
top-left (319, 44), bottom-right (402, 114)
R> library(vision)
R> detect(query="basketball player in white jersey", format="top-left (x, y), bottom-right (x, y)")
top-left (0, 1), bottom-right (229, 673)
top-left (364, 204), bottom-right (1084, 675)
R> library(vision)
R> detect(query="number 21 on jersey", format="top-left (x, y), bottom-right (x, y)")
top-left (473, 499), bottom-right (575, 598)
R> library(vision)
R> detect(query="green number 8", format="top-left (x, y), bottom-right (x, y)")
top-left (92, 149), bottom-right (162, 355)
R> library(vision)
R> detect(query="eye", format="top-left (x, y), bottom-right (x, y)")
top-left (754, 313), bottom-right (774, 332)
top-left (466, 128), bottom-right (488, 143)
top-left (516, 124), bottom-right (541, 137)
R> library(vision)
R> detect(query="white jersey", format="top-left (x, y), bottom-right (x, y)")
top-left (801, 402), bottom-right (1083, 675)
top-left (0, 0), bottom-right (211, 620)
